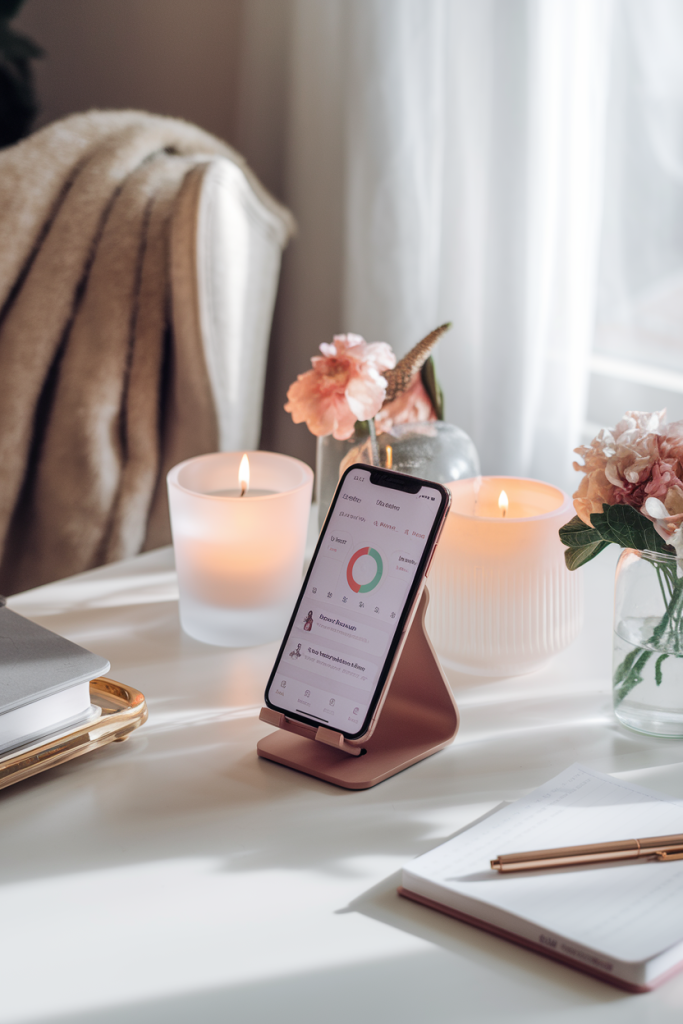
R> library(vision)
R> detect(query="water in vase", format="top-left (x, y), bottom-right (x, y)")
top-left (613, 616), bottom-right (683, 737)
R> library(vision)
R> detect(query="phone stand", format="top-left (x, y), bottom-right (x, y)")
top-left (256, 587), bottom-right (459, 789)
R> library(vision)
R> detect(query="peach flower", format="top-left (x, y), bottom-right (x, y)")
top-left (374, 374), bottom-right (437, 433)
top-left (572, 465), bottom-right (615, 527)
top-left (285, 334), bottom-right (396, 441)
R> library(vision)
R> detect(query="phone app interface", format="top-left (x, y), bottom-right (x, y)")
top-left (269, 468), bottom-right (442, 734)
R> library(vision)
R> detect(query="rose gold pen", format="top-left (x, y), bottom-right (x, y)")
top-left (491, 834), bottom-right (683, 873)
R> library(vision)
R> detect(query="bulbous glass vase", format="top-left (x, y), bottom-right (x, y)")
top-left (315, 421), bottom-right (480, 531)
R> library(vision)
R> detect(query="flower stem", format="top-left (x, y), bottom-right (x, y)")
top-left (655, 653), bottom-right (668, 686)
top-left (367, 418), bottom-right (380, 466)
top-left (656, 566), bottom-right (670, 608)
top-left (614, 574), bottom-right (683, 703)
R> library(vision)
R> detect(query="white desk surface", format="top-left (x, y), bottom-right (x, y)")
top-left (5, 531), bottom-right (683, 1023)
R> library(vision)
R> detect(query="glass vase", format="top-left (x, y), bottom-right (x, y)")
top-left (315, 421), bottom-right (480, 531)
top-left (315, 428), bottom-right (368, 532)
top-left (613, 548), bottom-right (683, 737)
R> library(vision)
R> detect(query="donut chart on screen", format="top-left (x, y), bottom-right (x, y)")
top-left (346, 547), bottom-right (383, 593)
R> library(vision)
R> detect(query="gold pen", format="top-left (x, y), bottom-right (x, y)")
top-left (491, 833), bottom-right (683, 873)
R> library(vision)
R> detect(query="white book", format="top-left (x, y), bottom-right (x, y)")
top-left (400, 764), bottom-right (683, 991)
top-left (0, 605), bottom-right (110, 755)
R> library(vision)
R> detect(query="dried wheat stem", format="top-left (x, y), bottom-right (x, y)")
top-left (382, 322), bottom-right (452, 403)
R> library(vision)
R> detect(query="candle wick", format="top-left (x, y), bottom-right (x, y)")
top-left (501, 507), bottom-right (506, 518)
top-left (240, 482), bottom-right (247, 497)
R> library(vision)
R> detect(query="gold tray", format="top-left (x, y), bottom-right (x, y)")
top-left (0, 677), bottom-right (147, 791)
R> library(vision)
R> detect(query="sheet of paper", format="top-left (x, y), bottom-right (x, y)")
top-left (405, 764), bottom-right (683, 963)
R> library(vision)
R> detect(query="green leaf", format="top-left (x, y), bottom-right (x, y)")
top-left (558, 504), bottom-right (675, 570)
top-left (614, 646), bottom-right (642, 687)
top-left (614, 648), bottom-right (653, 703)
top-left (559, 515), bottom-right (600, 548)
top-left (655, 653), bottom-right (668, 686)
top-left (564, 540), bottom-right (609, 571)
top-left (420, 355), bottom-right (444, 421)
top-left (559, 514), bottom-right (610, 570)
top-left (590, 503), bottom-right (673, 555)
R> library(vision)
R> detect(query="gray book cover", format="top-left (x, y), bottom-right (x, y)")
top-left (0, 607), bottom-right (110, 714)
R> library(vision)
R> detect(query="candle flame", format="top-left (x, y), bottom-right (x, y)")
top-left (386, 445), bottom-right (393, 469)
top-left (239, 453), bottom-right (250, 497)
top-left (498, 489), bottom-right (508, 518)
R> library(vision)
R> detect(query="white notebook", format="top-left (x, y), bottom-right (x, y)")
top-left (400, 764), bottom-right (683, 991)
top-left (0, 606), bottom-right (110, 755)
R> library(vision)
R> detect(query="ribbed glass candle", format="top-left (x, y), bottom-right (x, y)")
top-left (426, 477), bottom-right (583, 676)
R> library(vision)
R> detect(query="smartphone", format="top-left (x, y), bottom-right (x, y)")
top-left (264, 463), bottom-right (451, 742)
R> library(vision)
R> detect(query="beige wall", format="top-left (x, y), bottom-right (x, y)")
top-left (17, 0), bottom-right (242, 155)
top-left (15, 0), bottom-right (318, 467)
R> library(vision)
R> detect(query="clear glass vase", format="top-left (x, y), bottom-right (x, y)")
top-left (315, 421), bottom-right (480, 531)
top-left (315, 428), bottom-right (368, 532)
top-left (613, 548), bottom-right (683, 737)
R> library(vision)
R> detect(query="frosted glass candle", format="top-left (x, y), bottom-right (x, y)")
top-left (167, 451), bottom-right (313, 647)
top-left (426, 477), bottom-right (583, 676)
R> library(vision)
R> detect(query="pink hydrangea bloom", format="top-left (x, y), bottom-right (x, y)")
top-left (659, 420), bottom-right (683, 469)
top-left (571, 410), bottom-right (683, 525)
top-left (643, 459), bottom-right (683, 511)
top-left (374, 374), bottom-right (437, 433)
top-left (284, 333), bottom-right (396, 440)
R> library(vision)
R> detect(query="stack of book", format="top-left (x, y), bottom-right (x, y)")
top-left (0, 603), bottom-right (109, 755)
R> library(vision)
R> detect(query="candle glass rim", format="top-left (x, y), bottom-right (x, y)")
top-left (446, 475), bottom-right (572, 522)
top-left (168, 450), bottom-right (314, 500)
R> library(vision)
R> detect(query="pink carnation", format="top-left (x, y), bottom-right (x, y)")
top-left (374, 374), bottom-right (437, 433)
top-left (284, 334), bottom-right (396, 441)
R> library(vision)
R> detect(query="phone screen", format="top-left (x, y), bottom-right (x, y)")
top-left (264, 464), bottom-right (448, 739)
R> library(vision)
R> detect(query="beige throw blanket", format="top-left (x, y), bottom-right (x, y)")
top-left (0, 110), bottom-right (283, 595)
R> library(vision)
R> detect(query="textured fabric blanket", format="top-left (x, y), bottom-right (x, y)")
top-left (0, 110), bottom-right (282, 594)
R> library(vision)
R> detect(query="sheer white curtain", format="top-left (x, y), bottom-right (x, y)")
top-left (241, 0), bottom-right (614, 490)
top-left (341, 0), bottom-right (613, 491)
top-left (590, 0), bottom-right (683, 434)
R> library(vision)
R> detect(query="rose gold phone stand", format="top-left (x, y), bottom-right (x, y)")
top-left (256, 587), bottom-right (459, 789)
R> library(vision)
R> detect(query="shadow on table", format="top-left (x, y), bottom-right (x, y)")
top-left (338, 869), bottom-right (629, 1006)
top-left (19, 942), bottom-right (627, 1024)
top-left (4, 697), bottom-right (683, 894)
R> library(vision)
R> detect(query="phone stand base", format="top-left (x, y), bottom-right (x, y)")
top-left (256, 587), bottom-right (459, 790)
